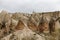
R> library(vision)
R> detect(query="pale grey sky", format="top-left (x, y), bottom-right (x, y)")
top-left (0, 0), bottom-right (60, 13)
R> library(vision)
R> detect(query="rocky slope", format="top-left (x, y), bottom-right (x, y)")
top-left (0, 10), bottom-right (60, 40)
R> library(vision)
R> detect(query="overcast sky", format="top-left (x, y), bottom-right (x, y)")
top-left (0, 0), bottom-right (60, 13)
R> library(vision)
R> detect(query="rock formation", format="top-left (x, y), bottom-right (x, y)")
top-left (0, 10), bottom-right (60, 40)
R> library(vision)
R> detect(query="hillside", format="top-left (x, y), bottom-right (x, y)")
top-left (0, 11), bottom-right (60, 40)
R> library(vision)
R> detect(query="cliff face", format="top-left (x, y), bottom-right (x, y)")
top-left (0, 11), bottom-right (60, 40)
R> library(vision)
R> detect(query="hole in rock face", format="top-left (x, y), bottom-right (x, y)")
top-left (0, 23), bottom-right (2, 29)
top-left (1, 21), bottom-right (6, 29)
top-left (34, 34), bottom-right (36, 35)
top-left (59, 20), bottom-right (60, 23)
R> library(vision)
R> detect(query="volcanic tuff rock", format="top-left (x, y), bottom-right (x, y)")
top-left (0, 10), bottom-right (60, 40)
